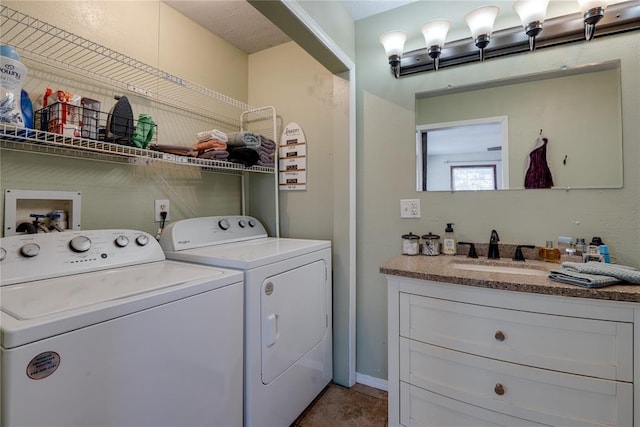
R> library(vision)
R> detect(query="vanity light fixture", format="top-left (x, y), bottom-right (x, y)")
top-left (464, 5), bottom-right (500, 61)
top-left (379, 30), bottom-right (408, 78)
top-left (513, 0), bottom-right (550, 51)
top-left (421, 20), bottom-right (451, 71)
top-left (380, 1), bottom-right (638, 78)
top-left (577, 0), bottom-right (609, 40)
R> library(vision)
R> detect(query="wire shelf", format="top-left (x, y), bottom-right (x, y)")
top-left (0, 5), bottom-right (271, 126)
top-left (1, 124), bottom-right (274, 174)
top-left (0, 5), bottom-right (277, 175)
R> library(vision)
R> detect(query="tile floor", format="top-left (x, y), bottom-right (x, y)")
top-left (291, 383), bottom-right (388, 427)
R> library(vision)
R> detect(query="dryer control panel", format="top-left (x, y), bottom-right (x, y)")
top-left (159, 216), bottom-right (268, 252)
top-left (0, 230), bottom-right (165, 286)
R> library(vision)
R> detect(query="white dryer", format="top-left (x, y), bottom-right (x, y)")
top-left (160, 216), bottom-right (332, 427)
top-left (0, 229), bottom-right (244, 427)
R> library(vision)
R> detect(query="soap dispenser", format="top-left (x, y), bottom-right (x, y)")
top-left (442, 223), bottom-right (457, 255)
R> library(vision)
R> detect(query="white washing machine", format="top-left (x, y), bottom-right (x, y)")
top-left (159, 216), bottom-right (332, 427)
top-left (0, 229), bottom-right (244, 427)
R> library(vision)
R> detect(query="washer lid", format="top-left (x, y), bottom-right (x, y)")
top-left (165, 237), bottom-right (331, 270)
top-left (1, 261), bottom-right (242, 348)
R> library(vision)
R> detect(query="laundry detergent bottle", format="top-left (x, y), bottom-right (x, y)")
top-left (0, 45), bottom-right (28, 128)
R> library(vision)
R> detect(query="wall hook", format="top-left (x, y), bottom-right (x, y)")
top-left (563, 155), bottom-right (567, 165)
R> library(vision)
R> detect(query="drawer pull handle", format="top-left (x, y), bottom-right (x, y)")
top-left (494, 330), bottom-right (505, 341)
top-left (494, 383), bottom-right (505, 396)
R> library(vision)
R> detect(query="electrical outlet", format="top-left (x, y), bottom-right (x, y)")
top-left (154, 199), bottom-right (170, 222)
top-left (400, 199), bottom-right (421, 218)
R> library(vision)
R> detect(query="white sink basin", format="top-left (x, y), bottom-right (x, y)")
top-left (452, 263), bottom-right (548, 277)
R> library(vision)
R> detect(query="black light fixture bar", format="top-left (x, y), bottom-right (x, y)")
top-left (399, 1), bottom-right (640, 77)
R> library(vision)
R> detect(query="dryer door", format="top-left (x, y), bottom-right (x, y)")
top-left (261, 259), bottom-right (328, 384)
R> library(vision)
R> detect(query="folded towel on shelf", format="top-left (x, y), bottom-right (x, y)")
top-left (548, 269), bottom-right (621, 288)
top-left (193, 139), bottom-right (227, 152)
top-left (548, 261), bottom-right (640, 288)
top-left (227, 131), bottom-right (261, 149)
top-left (228, 147), bottom-right (259, 167)
top-left (196, 129), bottom-right (228, 143)
top-left (256, 135), bottom-right (276, 167)
top-left (259, 135), bottom-right (276, 150)
top-left (198, 149), bottom-right (229, 161)
top-left (257, 150), bottom-right (274, 167)
top-left (149, 144), bottom-right (196, 157)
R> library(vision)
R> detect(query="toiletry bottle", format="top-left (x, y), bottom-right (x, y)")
top-left (539, 240), bottom-right (561, 263)
top-left (442, 223), bottom-right (457, 255)
top-left (583, 237), bottom-right (605, 262)
top-left (598, 245), bottom-right (611, 263)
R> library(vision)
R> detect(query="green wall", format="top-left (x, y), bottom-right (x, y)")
top-left (353, 2), bottom-right (640, 382)
top-left (1, 1), bottom-right (250, 234)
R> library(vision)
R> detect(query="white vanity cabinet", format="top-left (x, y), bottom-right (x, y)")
top-left (386, 276), bottom-right (639, 427)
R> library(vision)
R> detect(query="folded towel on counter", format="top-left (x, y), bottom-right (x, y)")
top-left (548, 261), bottom-right (640, 288)
top-left (197, 149), bottom-right (229, 160)
top-left (548, 269), bottom-right (621, 288)
top-left (193, 139), bottom-right (227, 152)
top-left (228, 147), bottom-right (259, 167)
top-left (196, 129), bottom-right (228, 143)
top-left (227, 131), bottom-right (261, 149)
top-left (560, 262), bottom-right (640, 284)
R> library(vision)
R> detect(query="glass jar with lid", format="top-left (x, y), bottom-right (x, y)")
top-left (421, 232), bottom-right (440, 256)
top-left (401, 232), bottom-right (420, 256)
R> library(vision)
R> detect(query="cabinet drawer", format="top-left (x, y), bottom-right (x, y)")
top-left (400, 292), bottom-right (633, 381)
top-left (400, 338), bottom-right (633, 427)
top-left (399, 382), bottom-right (546, 427)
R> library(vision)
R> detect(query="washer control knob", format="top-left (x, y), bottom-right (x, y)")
top-left (0, 247), bottom-right (6, 261)
top-left (69, 236), bottom-right (91, 253)
top-left (136, 234), bottom-right (149, 246)
top-left (21, 243), bottom-right (41, 257)
top-left (218, 219), bottom-right (230, 230)
top-left (248, 219), bottom-right (257, 228)
top-left (115, 235), bottom-right (130, 247)
top-left (238, 219), bottom-right (247, 228)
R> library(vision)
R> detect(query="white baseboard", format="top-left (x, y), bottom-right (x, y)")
top-left (355, 372), bottom-right (388, 391)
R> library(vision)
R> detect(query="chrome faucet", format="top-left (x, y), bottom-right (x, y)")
top-left (488, 229), bottom-right (500, 259)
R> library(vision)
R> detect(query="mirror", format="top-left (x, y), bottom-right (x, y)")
top-left (415, 60), bottom-right (623, 191)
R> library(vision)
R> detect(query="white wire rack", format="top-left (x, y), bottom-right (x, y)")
top-left (0, 5), bottom-right (262, 125)
top-left (0, 124), bottom-right (274, 174)
top-left (0, 5), bottom-right (276, 175)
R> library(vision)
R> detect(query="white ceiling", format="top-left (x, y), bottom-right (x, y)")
top-left (342, 0), bottom-right (418, 21)
top-left (425, 122), bottom-right (503, 157)
top-left (163, 0), bottom-right (291, 54)
top-left (163, 0), bottom-right (416, 54)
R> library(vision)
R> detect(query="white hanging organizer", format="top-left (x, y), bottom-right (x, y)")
top-left (279, 122), bottom-right (307, 191)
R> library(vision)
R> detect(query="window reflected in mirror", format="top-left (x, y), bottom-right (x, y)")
top-left (451, 165), bottom-right (497, 191)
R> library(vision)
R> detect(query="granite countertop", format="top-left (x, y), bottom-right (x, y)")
top-left (380, 255), bottom-right (640, 303)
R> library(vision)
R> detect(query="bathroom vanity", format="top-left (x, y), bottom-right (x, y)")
top-left (381, 256), bottom-right (640, 427)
